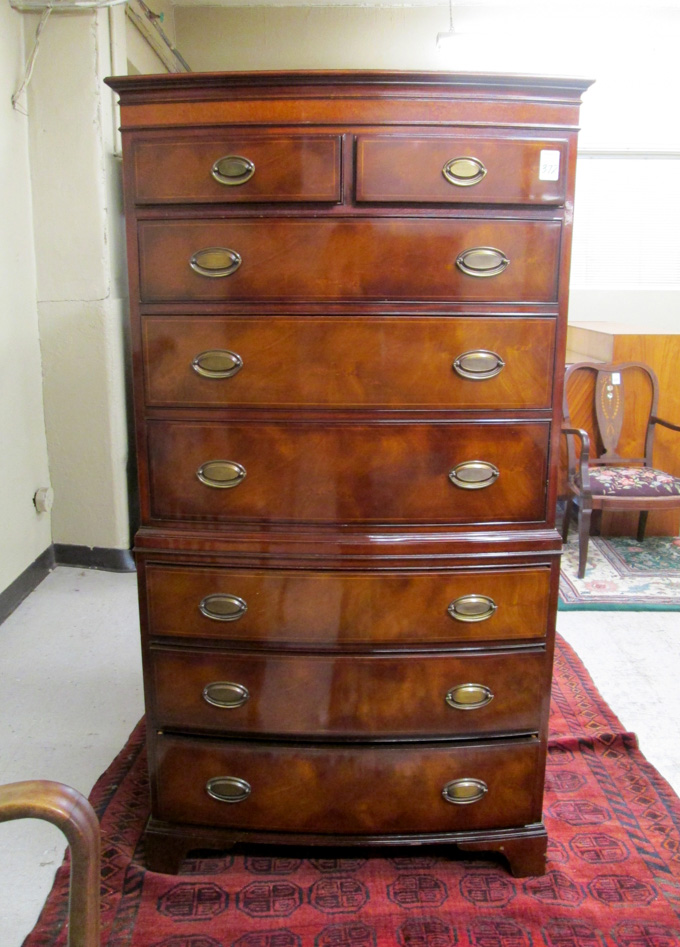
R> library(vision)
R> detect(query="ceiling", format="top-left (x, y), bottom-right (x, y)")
top-left (170, 0), bottom-right (675, 8)
top-left (171, 0), bottom-right (451, 6)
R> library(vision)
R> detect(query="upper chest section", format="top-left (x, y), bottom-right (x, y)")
top-left (108, 71), bottom-right (591, 213)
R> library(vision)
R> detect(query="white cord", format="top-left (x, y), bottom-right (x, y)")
top-left (12, 5), bottom-right (53, 114)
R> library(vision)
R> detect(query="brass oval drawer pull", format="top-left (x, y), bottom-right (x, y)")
top-left (442, 156), bottom-right (487, 187)
top-left (456, 247), bottom-right (509, 278)
top-left (447, 594), bottom-right (497, 623)
top-left (445, 683), bottom-right (494, 710)
top-left (197, 460), bottom-right (247, 489)
top-left (192, 349), bottom-right (243, 379)
top-left (211, 154), bottom-right (256, 187)
top-left (190, 247), bottom-right (242, 278)
top-left (203, 681), bottom-right (250, 708)
top-left (442, 778), bottom-right (488, 806)
top-left (448, 460), bottom-right (499, 490)
top-left (452, 350), bottom-right (505, 381)
top-left (206, 776), bottom-right (251, 804)
top-left (199, 593), bottom-right (248, 622)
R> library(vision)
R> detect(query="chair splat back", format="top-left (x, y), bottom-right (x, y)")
top-left (565, 361), bottom-right (660, 469)
top-left (595, 369), bottom-right (626, 461)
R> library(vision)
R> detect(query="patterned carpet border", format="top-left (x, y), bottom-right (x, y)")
top-left (23, 636), bottom-right (680, 947)
top-left (559, 531), bottom-right (680, 610)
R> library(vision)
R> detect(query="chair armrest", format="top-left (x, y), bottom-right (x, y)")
top-left (651, 415), bottom-right (680, 433)
top-left (561, 426), bottom-right (591, 490)
top-left (0, 780), bottom-right (100, 947)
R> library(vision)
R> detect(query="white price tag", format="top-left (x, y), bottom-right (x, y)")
top-left (539, 149), bottom-right (560, 182)
top-left (611, 373), bottom-right (621, 385)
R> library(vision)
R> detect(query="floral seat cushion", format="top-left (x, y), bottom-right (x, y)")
top-left (583, 466), bottom-right (680, 497)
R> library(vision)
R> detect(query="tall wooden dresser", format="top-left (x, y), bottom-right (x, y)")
top-left (106, 71), bottom-right (591, 876)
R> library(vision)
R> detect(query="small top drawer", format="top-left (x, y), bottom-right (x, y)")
top-left (130, 136), bottom-right (342, 204)
top-left (356, 136), bottom-right (568, 205)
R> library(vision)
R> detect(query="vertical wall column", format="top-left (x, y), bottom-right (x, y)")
top-left (0, 6), bottom-right (52, 594)
top-left (26, 9), bottom-right (131, 553)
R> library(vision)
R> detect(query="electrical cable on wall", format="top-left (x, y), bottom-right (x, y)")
top-left (11, 6), bottom-right (52, 113)
top-left (10, 0), bottom-right (128, 112)
top-left (10, 0), bottom-right (189, 109)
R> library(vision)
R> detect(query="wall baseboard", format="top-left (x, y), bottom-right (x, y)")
top-left (0, 544), bottom-right (135, 627)
top-left (54, 544), bottom-right (136, 573)
top-left (0, 546), bottom-right (55, 626)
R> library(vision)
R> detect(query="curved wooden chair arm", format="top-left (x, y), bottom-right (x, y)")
top-left (561, 425), bottom-right (591, 490)
top-left (0, 780), bottom-right (100, 947)
top-left (651, 415), bottom-right (680, 434)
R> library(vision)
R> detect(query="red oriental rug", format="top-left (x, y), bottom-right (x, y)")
top-left (24, 636), bottom-right (680, 947)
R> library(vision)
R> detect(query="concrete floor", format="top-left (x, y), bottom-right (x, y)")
top-left (0, 566), bottom-right (678, 945)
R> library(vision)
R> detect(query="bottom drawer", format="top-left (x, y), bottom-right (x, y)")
top-left (152, 735), bottom-right (543, 835)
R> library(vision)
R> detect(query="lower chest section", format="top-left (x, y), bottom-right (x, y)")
top-left (139, 550), bottom-right (557, 855)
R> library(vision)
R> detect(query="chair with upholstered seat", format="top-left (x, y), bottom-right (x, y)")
top-left (561, 360), bottom-right (680, 578)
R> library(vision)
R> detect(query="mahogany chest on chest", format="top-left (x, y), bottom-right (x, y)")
top-left (106, 70), bottom-right (591, 875)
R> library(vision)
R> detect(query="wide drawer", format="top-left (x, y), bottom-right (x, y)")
top-left (144, 563), bottom-right (551, 647)
top-left (142, 315), bottom-right (556, 410)
top-left (152, 734), bottom-right (543, 834)
top-left (146, 419), bottom-right (550, 525)
top-left (356, 135), bottom-right (568, 205)
top-left (137, 218), bottom-right (561, 304)
top-left (131, 135), bottom-right (342, 204)
top-left (150, 647), bottom-right (546, 738)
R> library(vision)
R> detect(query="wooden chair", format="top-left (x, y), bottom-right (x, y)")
top-left (0, 780), bottom-right (100, 947)
top-left (561, 361), bottom-right (680, 578)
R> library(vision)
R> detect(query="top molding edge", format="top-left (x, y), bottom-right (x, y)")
top-left (104, 70), bottom-right (594, 102)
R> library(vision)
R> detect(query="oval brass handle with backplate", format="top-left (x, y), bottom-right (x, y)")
top-left (448, 460), bottom-right (499, 490)
top-left (456, 247), bottom-right (509, 278)
top-left (447, 594), bottom-right (497, 623)
top-left (452, 350), bottom-right (505, 381)
top-left (211, 154), bottom-right (256, 186)
top-left (206, 776), bottom-right (251, 804)
top-left (442, 156), bottom-right (487, 187)
top-left (203, 681), bottom-right (250, 708)
top-left (196, 460), bottom-right (247, 489)
top-left (199, 593), bottom-right (248, 622)
top-left (445, 683), bottom-right (494, 710)
top-left (192, 349), bottom-right (243, 379)
top-left (190, 247), bottom-right (242, 278)
top-left (442, 778), bottom-right (488, 805)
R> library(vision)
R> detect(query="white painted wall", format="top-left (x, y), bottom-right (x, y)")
top-left (0, 6), bottom-right (52, 592)
top-left (0, 6), bottom-right (175, 599)
top-left (174, 1), bottom-right (680, 329)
